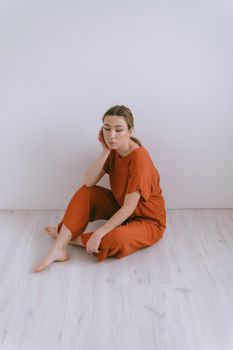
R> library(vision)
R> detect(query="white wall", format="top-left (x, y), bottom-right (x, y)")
top-left (0, 0), bottom-right (232, 210)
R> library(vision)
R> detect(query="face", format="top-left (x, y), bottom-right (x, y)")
top-left (103, 115), bottom-right (133, 150)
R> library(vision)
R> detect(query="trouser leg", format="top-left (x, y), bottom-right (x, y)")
top-left (57, 184), bottom-right (120, 241)
top-left (81, 219), bottom-right (165, 262)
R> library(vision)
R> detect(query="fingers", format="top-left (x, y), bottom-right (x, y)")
top-left (86, 235), bottom-right (101, 254)
top-left (86, 248), bottom-right (99, 254)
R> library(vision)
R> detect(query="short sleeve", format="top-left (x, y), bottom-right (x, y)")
top-left (126, 156), bottom-right (152, 202)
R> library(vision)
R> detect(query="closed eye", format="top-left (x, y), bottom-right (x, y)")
top-left (104, 128), bottom-right (123, 132)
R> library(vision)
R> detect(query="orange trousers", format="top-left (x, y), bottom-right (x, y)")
top-left (57, 185), bottom-right (165, 262)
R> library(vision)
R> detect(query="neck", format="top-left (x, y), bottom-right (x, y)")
top-left (116, 140), bottom-right (140, 158)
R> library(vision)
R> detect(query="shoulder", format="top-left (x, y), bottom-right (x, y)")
top-left (129, 146), bottom-right (159, 178)
top-left (129, 146), bottom-right (152, 167)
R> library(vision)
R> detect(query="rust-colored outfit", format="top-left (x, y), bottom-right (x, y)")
top-left (57, 144), bottom-right (166, 262)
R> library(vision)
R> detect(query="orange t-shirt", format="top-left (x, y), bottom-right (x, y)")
top-left (103, 144), bottom-right (166, 229)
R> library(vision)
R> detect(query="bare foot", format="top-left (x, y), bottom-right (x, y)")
top-left (33, 246), bottom-right (70, 272)
top-left (44, 226), bottom-right (58, 239)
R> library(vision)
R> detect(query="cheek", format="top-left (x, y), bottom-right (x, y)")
top-left (119, 132), bottom-right (128, 137)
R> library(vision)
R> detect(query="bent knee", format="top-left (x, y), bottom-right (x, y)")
top-left (81, 184), bottom-right (100, 194)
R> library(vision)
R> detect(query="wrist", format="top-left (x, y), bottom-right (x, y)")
top-left (101, 149), bottom-right (110, 156)
top-left (94, 229), bottom-right (105, 239)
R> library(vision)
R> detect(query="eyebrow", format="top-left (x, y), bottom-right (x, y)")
top-left (104, 123), bottom-right (124, 127)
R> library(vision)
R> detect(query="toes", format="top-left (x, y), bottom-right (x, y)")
top-left (34, 263), bottom-right (49, 272)
top-left (44, 226), bottom-right (53, 234)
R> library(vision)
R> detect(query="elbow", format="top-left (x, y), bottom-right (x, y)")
top-left (83, 174), bottom-right (93, 187)
top-left (83, 181), bottom-right (93, 187)
top-left (83, 177), bottom-right (92, 187)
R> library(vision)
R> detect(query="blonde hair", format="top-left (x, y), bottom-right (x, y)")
top-left (102, 105), bottom-right (142, 146)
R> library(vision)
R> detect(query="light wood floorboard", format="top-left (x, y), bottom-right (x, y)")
top-left (0, 209), bottom-right (233, 350)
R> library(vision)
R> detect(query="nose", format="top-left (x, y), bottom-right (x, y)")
top-left (109, 130), bottom-right (116, 139)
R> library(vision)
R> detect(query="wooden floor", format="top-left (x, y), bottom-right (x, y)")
top-left (0, 209), bottom-right (233, 350)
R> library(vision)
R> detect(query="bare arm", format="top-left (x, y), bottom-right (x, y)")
top-left (95, 191), bottom-right (141, 239)
top-left (84, 150), bottom-right (110, 186)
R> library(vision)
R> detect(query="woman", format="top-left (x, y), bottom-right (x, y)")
top-left (34, 105), bottom-right (166, 272)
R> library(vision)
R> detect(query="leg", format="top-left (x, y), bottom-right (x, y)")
top-left (44, 226), bottom-right (85, 246)
top-left (81, 220), bottom-right (165, 262)
top-left (34, 223), bottom-right (72, 272)
top-left (56, 185), bottom-right (120, 240)
top-left (36, 184), bottom-right (120, 269)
